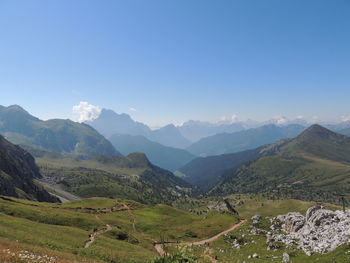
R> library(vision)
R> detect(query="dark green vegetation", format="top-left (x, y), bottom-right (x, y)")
top-left (37, 153), bottom-right (192, 205)
top-left (0, 135), bottom-right (58, 202)
top-left (210, 125), bottom-right (350, 203)
top-left (0, 105), bottom-right (120, 158)
top-left (108, 134), bottom-right (196, 171)
top-left (178, 148), bottom-right (262, 190)
top-left (186, 124), bottom-right (305, 157)
top-left (0, 196), bottom-right (238, 263)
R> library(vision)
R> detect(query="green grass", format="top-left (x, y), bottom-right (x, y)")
top-left (0, 196), bottom-right (240, 263)
top-left (232, 197), bottom-right (340, 218)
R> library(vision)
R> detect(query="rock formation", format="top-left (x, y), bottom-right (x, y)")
top-left (269, 206), bottom-right (350, 255)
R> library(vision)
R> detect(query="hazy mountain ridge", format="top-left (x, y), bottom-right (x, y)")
top-left (178, 120), bottom-right (246, 142)
top-left (186, 124), bottom-right (305, 157)
top-left (108, 134), bottom-right (196, 171)
top-left (0, 105), bottom-right (120, 158)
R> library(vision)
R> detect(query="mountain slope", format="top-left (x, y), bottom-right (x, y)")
top-left (0, 105), bottom-right (120, 158)
top-left (178, 148), bottom-right (263, 190)
top-left (148, 124), bottom-right (191, 148)
top-left (187, 124), bottom-right (305, 157)
top-left (108, 134), bottom-right (196, 171)
top-left (37, 153), bottom-right (192, 205)
top-left (209, 125), bottom-right (350, 202)
top-left (0, 135), bottom-right (58, 202)
top-left (338, 127), bottom-right (350, 136)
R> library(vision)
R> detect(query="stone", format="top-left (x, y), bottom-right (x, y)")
top-left (251, 215), bottom-right (262, 225)
top-left (282, 252), bottom-right (290, 262)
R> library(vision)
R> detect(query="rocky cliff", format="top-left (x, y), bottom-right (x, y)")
top-left (0, 135), bottom-right (58, 202)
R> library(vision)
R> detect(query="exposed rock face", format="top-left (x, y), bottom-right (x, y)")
top-left (207, 199), bottom-right (238, 214)
top-left (275, 212), bottom-right (305, 233)
top-left (270, 206), bottom-right (350, 255)
top-left (0, 135), bottom-right (58, 202)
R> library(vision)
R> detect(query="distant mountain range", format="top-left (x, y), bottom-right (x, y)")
top-left (0, 105), bottom-right (120, 158)
top-left (0, 134), bottom-right (58, 202)
top-left (207, 125), bottom-right (350, 201)
top-left (177, 120), bottom-right (246, 142)
top-left (186, 124), bottom-right (306, 157)
top-left (87, 109), bottom-right (191, 148)
top-left (108, 134), bottom-right (196, 171)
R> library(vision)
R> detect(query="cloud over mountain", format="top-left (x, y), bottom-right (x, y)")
top-left (72, 101), bottom-right (102, 122)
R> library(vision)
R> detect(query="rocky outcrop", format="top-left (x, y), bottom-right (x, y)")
top-left (207, 199), bottom-right (238, 214)
top-left (269, 206), bottom-right (350, 255)
top-left (0, 135), bottom-right (58, 202)
top-left (275, 212), bottom-right (305, 233)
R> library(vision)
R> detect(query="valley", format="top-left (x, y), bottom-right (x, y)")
top-left (0, 105), bottom-right (350, 262)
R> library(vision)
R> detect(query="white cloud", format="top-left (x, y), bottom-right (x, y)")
top-left (219, 114), bottom-right (240, 124)
top-left (272, 115), bottom-right (288, 125)
top-left (341, 115), bottom-right (350, 122)
top-left (72, 101), bottom-right (101, 122)
top-left (128, 107), bottom-right (137, 112)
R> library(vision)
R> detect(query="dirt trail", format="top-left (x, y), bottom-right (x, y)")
top-left (191, 219), bottom-right (246, 245)
top-left (154, 219), bottom-right (247, 259)
top-left (123, 203), bottom-right (137, 232)
top-left (84, 201), bottom-right (135, 249)
top-left (84, 224), bottom-right (112, 248)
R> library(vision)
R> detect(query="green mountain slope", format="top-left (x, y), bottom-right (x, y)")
top-left (209, 125), bottom-right (350, 202)
top-left (178, 148), bottom-right (263, 190)
top-left (0, 105), bottom-right (120, 158)
top-left (338, 127), bottom-right (350, 136)
top-left (0, 135), bottom-right (58, 202)
top-left (108, 134), bottom-right (196, 171)
top-left (186, 124), bottom-right (305, 157)
top-left (37, 152), bottom-right (192, 205)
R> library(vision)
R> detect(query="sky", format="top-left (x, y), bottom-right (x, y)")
top-left (0, 0), bottom-right (350, 127)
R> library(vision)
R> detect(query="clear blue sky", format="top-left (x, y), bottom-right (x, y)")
top-left (1, 0), bottom-right (349, 126)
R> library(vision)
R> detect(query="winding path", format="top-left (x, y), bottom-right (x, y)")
top-left (84, 224), bottom-right (112, 248)
top-left (154, 219), bottom-right (247, 258)
top-left (84, 201), bottom-right (133, 248)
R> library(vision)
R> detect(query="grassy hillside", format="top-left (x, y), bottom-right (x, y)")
top-left (0, 105), bottom-right (120, 158)
top-left (0, 196), bottom-right (239, 263)
top-left (210, 125), bottom-right (350, 203)
top-left (36, 153), bottom-right (193, 205)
